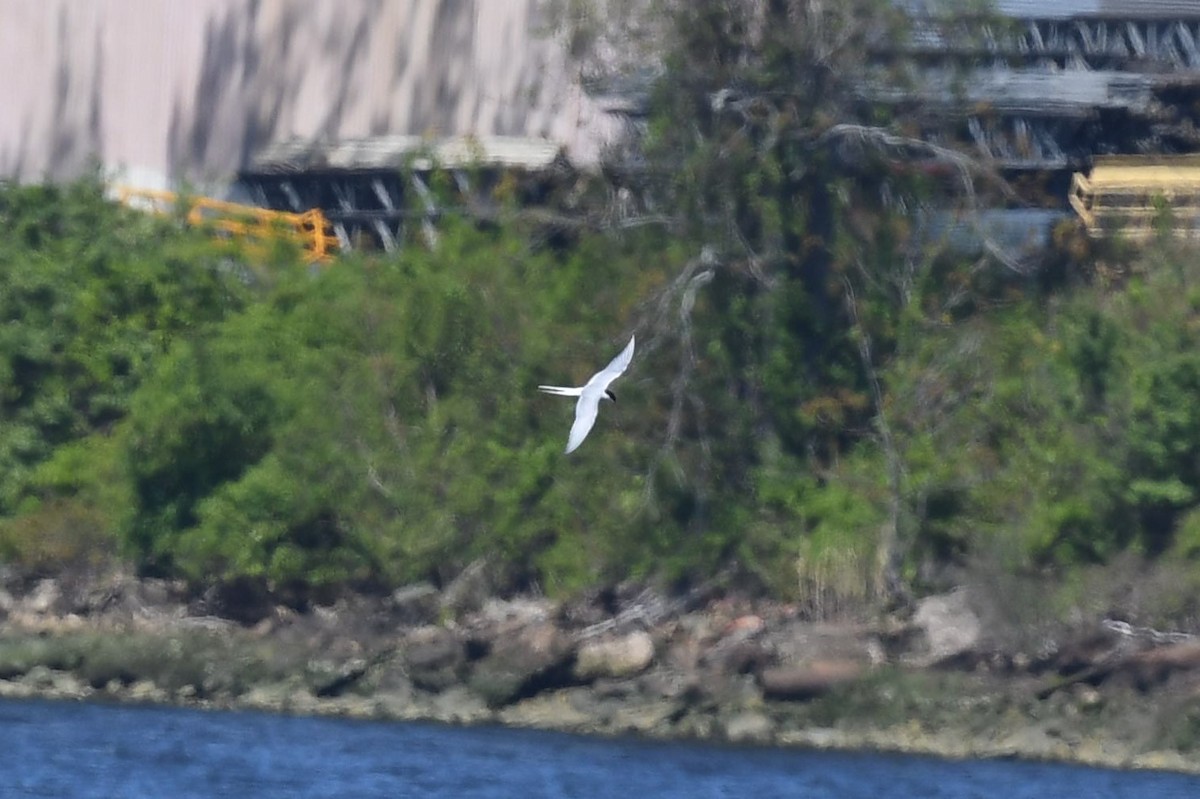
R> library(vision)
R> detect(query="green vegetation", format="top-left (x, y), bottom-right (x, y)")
top-left (0, 629), bottom-right (299, 697)
top-left (4, 175), bottom-right (1199, 614)
top-left (2, 1), bottom-right (1200, 618)
top-left (0, 179), bottom-right (253, 569)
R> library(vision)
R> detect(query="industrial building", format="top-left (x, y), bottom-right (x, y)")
top-left (6, 1), bottom-right (1200, 251)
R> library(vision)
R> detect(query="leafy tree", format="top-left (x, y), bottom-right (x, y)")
top-left (0, 178), bottom-right (247, 525)
top-left (114, 218), bottom-right (677, 598)
top-left (552, 0), bottom-right (1013, 600)
top-left (889, 237), bottom-right (1200, 587)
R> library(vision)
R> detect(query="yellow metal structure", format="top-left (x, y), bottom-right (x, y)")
top-left (116, 186), bottom-right (339, 262)
top-left (1069, 155), bottom-right (1200, 239)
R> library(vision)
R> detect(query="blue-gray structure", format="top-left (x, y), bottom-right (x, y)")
top-left (237, 136), bottom-right (572, 252)
top-left (588, 1), bottom-right (1200, 174)
top-left (236, 1), bottom-right (1200, 255)
top-left (896, 1), bottom-right (1200, 172)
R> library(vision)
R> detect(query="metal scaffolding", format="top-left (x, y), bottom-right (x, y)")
top-left (1015, 18), bottom-right (1200, 69)
top-left (237, 136), bottom-right (570, 253)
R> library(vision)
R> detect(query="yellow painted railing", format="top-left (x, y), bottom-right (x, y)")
top-left (1070, 155), bottom-right (1200, 239)
top-left (116, 186), bottom-right (339, 262)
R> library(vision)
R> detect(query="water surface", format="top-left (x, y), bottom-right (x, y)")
top-left (3, 698), bottom-right (1198, 798)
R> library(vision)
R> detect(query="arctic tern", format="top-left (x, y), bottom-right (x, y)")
top-left (538, 335), bottom-right (635, 454)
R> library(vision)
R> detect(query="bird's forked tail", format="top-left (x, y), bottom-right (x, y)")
top-left (536, 385), bottom-right (583, 397)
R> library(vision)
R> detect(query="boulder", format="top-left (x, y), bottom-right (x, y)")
top-left (306, 658), bottom-right (370, 698)
top-left (908, 589), bottom-right (981, 665)
top-left (467, 621), bottom-right (574, 707)
top-left (402, 626), bottom-right (466, 693)
top-left (69, 573), bottom-right (184, 625)
top-left (428, 685), bottom-right (493, 725)
top-left (573, 631), bottom-right (656, 681)
top-left (479, 597), bottom-right (555, 627)
top-left (723, 711), bottom-right (775, 743)
top-left (21, 665), bottom-right (89, 699)
top-left (766, 619), bottom-right (880, 665)
top-left (723, 614), bottom-right (765, 639)
top-left (758, 659), bottom-right (864, 700)
top-left (198, 577), bottom-right (274, 625)
top-left (390, 583), bottom-right (440, 626)
top-left (1127, 640), bottom-right (1200, 687)
top-left (24, 579), bottom-right (61, 615)
top-left (702, 638), bottom-right (773, 676)
top-left (438, 560), bottom-right (493, 619)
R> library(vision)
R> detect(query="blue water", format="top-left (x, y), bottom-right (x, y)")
top-left (2, 698), bottom-right (1199, 798)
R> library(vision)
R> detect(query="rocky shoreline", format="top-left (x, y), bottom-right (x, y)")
top-left (2, 566), bottom-right (1200, 775)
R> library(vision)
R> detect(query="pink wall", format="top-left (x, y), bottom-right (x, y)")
top-left (0, 0), bottom-right (618, 188)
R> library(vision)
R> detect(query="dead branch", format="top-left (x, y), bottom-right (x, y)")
top-left (821, 123), bottom-right (1031, 274)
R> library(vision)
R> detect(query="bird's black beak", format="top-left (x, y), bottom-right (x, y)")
top-left (606, 390), bottom-right (617, 403)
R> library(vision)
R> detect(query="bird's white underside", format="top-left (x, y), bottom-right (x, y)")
top-left (537, 334), bottom-right (635, 453)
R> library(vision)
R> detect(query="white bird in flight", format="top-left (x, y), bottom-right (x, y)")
top-left (538, 335), bottom-right (635, 454)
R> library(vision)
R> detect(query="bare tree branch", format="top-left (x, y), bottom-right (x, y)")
top-left (822, 123), bottom-right (1031, 274)
top-left (623, 246), bottom-right (721, 513)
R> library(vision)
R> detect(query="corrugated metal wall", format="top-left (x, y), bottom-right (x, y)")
top-left (0, 0), bottom-right (619, 189)
top-left (906, 0), bottom-right (1200, 20)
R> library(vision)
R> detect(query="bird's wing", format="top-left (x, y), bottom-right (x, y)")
top-left (537, 385), bottom-right (583, 396)
top-left (585, 334), bottom-right (636, 392)
top-left (565, 394), bottom-right (601, 454)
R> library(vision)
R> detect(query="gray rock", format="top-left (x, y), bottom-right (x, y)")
top-left (908, 589), bottom-right (982, 665)
top-left (137, 578), bottom-right (178, 609)
top-left (723, 711), bottom-right (775, 743)
top-left (605, 699), bottom-right (678, 735)
top-left (24, 579), bottom-right (61, 615)
top-left (498, 690), bottom-right (596, 730)
top-left (439, 560), bottom-right (493, 619)
top-left (240, 681), bottom-right (298, 713)
top-left (390, 583), bottom-right (440, 626)
top-left (468, 622), bottom-right (574, 707)
top-left (758, 660), bottom-right (864, 700)
top-left (766, 620), bottom-right (879, 666)
top-left (574, 631), bottom-right (655, 681)
top-left (70, 572), bottom-right (180, 622)
top-left (200, 577), bottom-right (274, 625)
top-left (127, 679), bottom-right (169, 703)
top-left (1126, 640), bottom-right (1200, 687)
top-left (306, 658), bottom-right (369, 698)
top-left (22, 665), bottom-right (60, 689)
top-left (402, 626), bottom-right (465, 692)
top-left (639, 669), bottom-right (698, 701)
top-left (370, 655), bottom-right (416, 696)
top-left (20, 666), bottom-right (88, 699)
top-left (429, 685), bottom-right (492, 724)
top-left (479, 597), bottom-right (555, 627)
top-left (703, 638), bottom-right (772, 676)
